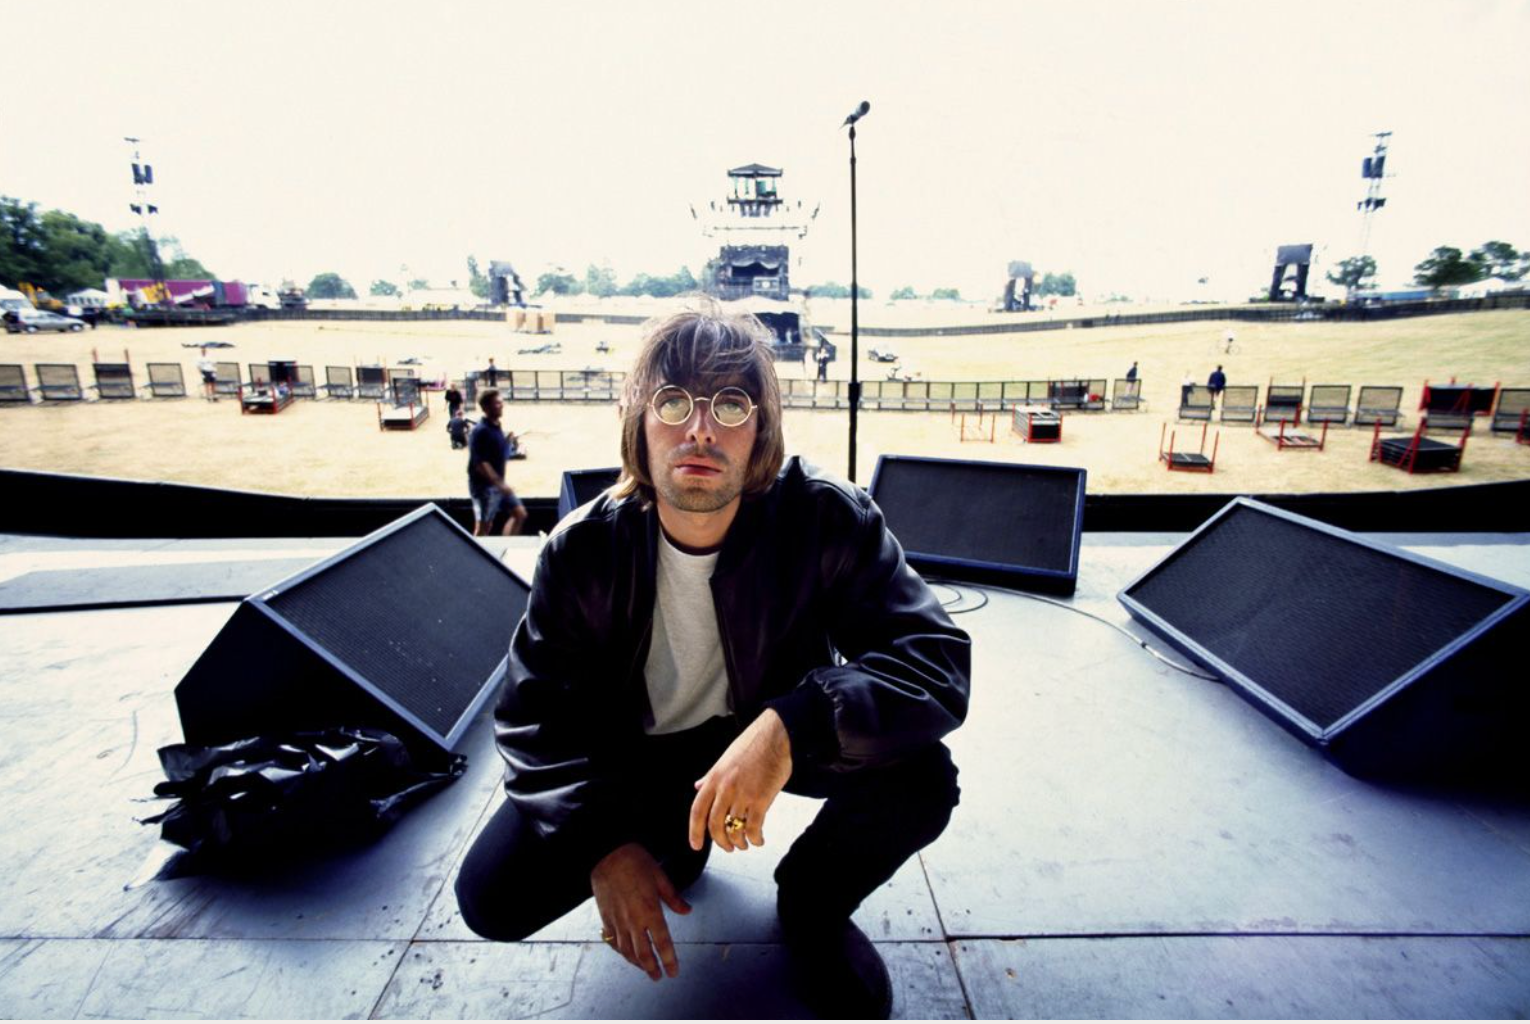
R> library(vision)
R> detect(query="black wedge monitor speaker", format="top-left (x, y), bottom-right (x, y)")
top-left (1119, 498), bottom-right (1529, 779)
top-left (174, 505), bottom-right (531, 760)
top-left (868, 455), bottom-right (1086, 595)
top-left (558, 467), bottom-right (621, 521)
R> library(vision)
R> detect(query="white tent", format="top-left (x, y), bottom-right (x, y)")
top-left (65, 288), bottom-right (111, 308)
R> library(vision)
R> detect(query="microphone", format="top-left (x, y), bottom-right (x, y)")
top-left (841, 100), bottom-right (871, 127)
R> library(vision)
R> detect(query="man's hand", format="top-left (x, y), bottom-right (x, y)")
top-left (591, 843), bottom-right (690, 980)
top-left (689, 708), bottom-right (793, 853)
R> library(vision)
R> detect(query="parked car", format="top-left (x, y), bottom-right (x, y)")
top-left (6, 310), bottom-right (87, 333)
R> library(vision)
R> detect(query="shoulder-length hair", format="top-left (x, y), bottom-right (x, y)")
top-left (613, 299), bottom-right (785, 503)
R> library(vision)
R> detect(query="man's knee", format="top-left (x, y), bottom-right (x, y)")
top-left (880, 745), bottom-right (960, 840)
top-left (453, 800), bottom-right (592, 942)
top-left (795, 744), bottom-right (961, 845)
top-left (454, 866), bottom-right (526, 942)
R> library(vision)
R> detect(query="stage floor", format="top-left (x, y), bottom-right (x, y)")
top-left (0, 529), bottom-right (1527, 1018)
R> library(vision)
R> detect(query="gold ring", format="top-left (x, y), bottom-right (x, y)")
top-left (601, 931), bottom-right (615, 945)
top-left (724, 813), bottom-right (746, 834)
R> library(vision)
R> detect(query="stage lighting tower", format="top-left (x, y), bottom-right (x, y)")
top-left (1354, 131), bottom-right (1391, 296)
top-left (124, 136), bottom-right (166, 284)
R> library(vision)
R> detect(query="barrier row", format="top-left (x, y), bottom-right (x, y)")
top-left (1, 362), bottom-right (1145, 413)
top-left (1173, 381), bottom-right (1530, 435)
top-left (0, 362), bottom-right (431, 403)
top-left (9, 361), bottom-right (1523, 436)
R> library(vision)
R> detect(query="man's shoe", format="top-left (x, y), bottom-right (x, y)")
top-left (779, 906), bottom-right (892, 1019)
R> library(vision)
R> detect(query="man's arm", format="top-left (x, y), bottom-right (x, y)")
top-left (688, 706), bottom-right (792, 853)
top-left (496, 536), bottom-right (686, 978)
top-left (470, 428), bottom-right (515, 493)
top-left (495, 541), bottom-right (634, 860)
top-left (771, 488), bottom-right (971, 771)
top-left (476, 460), bottom-right (514, 492)
top-left (690, 483), bottom-right (970, 850)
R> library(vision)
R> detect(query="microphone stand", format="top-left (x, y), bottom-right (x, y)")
top-left (846, 121), bottom-right (861, 482)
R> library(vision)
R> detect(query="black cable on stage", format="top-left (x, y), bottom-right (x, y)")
top-left (924, 577), bottom-right (1221, 683)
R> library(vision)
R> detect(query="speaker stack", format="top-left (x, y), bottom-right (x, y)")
top-left (174, 505), bottom-right (531, 761)
top-left (868, 455), bottom-right (1086, 595)
top-left (558, 467), bottom-right (621, 521)
top-left (1119, 498), bottom-right (1529, 779)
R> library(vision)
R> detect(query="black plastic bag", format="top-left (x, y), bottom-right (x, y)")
top-left (137, 726), bottom-right (464, 879)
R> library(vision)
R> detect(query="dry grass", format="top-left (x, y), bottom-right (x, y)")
top-left (1, 308), bottom-right (1526, 500)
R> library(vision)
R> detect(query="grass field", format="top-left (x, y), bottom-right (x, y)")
top-left (1, 307), bottom-right (1526, 501)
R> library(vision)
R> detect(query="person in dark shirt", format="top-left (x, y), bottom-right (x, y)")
top-left (445, 384), bottom-right (464, 419)
top-left (467, 388), bottom-right (526, 536)
top-left (1207, 365), bottom-right (1227, 408)
top-left (447, 410), bottom-right (472, 449)
top-left (1126, 361), bottom-right (1138, 382)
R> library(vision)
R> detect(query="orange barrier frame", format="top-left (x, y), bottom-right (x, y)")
top-left (1159, 422), bottom-right (1219, 473)
top-left (1257, 418), bottom-right (1329, 451)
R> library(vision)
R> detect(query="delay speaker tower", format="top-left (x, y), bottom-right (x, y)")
top-left (174, 505), bottom-right (530, 760)
top-left (868, 455), bottom-right (1086, 595)
top-left (1119, 498), bottom-right (1529, 779)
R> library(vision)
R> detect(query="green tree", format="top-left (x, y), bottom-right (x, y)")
top-left (667, 265), bottom-right (697, 295)
top-left (105, 232), bottom-right (209, 280)
top-left (1468, 241), bottom-right (1524, 283)
top-left (536, 271), bottom-right (582, 295)
top-left (466, 256), bottom-right (489, 299)
top-left (407, 277), bottom-right (429, 290)
top-left (890, 286), bottom-right (918, 300)
top-left (1037, 272), bottom-right (1077, 297)
top-left (307, 272), bottom-right (357, 299)
top-left (618, 272), bottom-right (654, 297)
top-left (37, 210), bottom-right (118, 293)
top-left (1413, 246), bottom-right (1483, 291)
top-left (584, 263), bottom-right (618, 298)
top-left (805, 282), bottom-right (871, 299)
top-left (1325, 255), bottom-right (1377, 293)
top-left (106, 231), bottom-right (157, 279)
top-left (0, 196), bottom-right (48, 288)
top-left (370, 279), bottom-right (400, 297)
top-left (158, 237), bottom-right (212, 279)
top-left (931, 287), bottom-right (962, 301)
top-left (617, 265), bottom-right (701, 298)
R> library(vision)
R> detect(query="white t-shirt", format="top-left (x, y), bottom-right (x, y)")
top-left (643, 531), bottom-right (732, 735)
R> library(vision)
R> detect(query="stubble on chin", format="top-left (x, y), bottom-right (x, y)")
top-left (657, 475), bottom-right (738, 514)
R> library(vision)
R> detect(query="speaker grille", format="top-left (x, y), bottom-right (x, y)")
top-left (265, 512), bottom-right (518, 738)
top-left (872, 458), bottom-right (1081, 573)
top-left (1124, 504), bottom-right (1514, 730)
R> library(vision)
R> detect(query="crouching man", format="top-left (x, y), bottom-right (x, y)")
top-left (457, 302), bottom-right (970, 1018)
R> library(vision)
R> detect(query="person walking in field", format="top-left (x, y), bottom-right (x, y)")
top-left (196, 347), bottom-right (218, 401)
top-left (468, 388), bottom-right (527, 536)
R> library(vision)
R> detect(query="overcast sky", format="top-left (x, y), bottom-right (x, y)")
top-left (3, 0), bottom-right (1527, 302)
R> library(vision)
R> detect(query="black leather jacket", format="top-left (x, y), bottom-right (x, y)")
top-left (494, 457), bottom-right (971, 861)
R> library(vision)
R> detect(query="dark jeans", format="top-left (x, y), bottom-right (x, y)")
top-left (456, 718), bottom-right (960, 941)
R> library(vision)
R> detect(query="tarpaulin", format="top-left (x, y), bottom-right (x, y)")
top-left (137, 726), bottom-right (464, 880)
